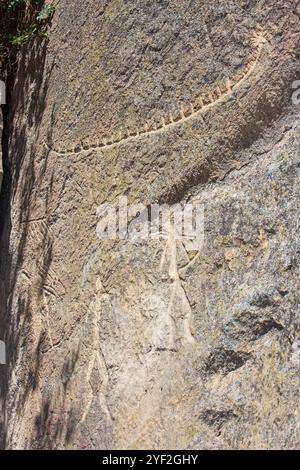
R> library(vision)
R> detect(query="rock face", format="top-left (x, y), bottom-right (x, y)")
top-left (0, 0), bottom-right (299, 449)
top-left (0, 78), bottom-right (4, 191)
top-left (0, 109), bottom-right (3, 191)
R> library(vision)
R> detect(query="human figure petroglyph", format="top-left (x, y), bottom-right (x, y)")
top-left (157, 212), bottom-right (201, 349)
top-left (80, 279), bottom-right (112, 424)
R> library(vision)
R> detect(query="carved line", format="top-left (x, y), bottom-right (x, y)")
top-left (41, 293), bottom-right (54, 349)
top-left (24, 220), bottom-right (64, 349)
top-left (80, 290), bottom-right (112, 425)
top-left (45, 31), bottom-right (268, 155)
top-left (160, 221), bottom-right (198, 348)
top-left (80, 350), bottom-right (111, 424)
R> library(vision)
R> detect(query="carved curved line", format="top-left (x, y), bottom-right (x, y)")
top-left (46, 32), bottom-right (268, 156)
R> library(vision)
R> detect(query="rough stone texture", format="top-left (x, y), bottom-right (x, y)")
top-left (0, 109), bottom-right (3, 191)
top-left (0, 81), bottom-right (4, 191)
top-left (0, 0), bottom-right (299, 449)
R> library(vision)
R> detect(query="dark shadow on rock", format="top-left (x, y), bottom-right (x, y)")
top-left (203, 347), bottom-right (253, 377)
top-left (199, 408), bottom-right (239, 436)
top-left (0, 34), bottom-right (52, 449)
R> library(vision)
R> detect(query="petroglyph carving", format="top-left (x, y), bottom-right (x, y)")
top-left (21, 267), bottom-right (54, 348)
top-left (22, 220), bottom-right (64, 349)
top-left (80, 280), bottom-right (112, 425)
top-left (45, 30), bottom-right (269, 155)
top-left (157, 214), bottom-right (200, 349)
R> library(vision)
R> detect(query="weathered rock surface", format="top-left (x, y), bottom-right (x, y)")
top-left (0, 110), bottom-right (3, 191)
top-left (0, 0), bottom-right (299, 449)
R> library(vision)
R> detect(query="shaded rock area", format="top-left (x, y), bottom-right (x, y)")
top-left (0, 109), bottom-right (2, 190)
top-left (0, 0), bottom-right (299, 449)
